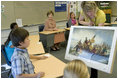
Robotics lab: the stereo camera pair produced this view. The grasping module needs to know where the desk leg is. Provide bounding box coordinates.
[90,68,98,78]
[44,46,50,53]
[64,30,69,46]
[47,47,50,53]
[39,34,54,53]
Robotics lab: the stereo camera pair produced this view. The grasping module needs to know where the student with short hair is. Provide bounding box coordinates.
[10,28,45,78]
[4,23,47,62]
[44,10,57,31]
[44,10,65,51]
[79,1,106,26]
[63,59,90,78]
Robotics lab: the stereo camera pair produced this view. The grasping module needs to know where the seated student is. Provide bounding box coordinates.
[63,59,90,78]
[4,22,18,61]
[67,3,78,28]
[79,1,106,26]
[10,28,46,78]
[4,23,47,62]
[44,10,65,51]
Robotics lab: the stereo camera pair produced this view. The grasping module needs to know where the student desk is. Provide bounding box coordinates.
[28,35,66,78]
[31,53,66,78]
[65,28,70,31]
[104,23,111,26]
[104,22,117,26]
[39,29,66,52]
[28,35,45,54]
[111,22,117,26]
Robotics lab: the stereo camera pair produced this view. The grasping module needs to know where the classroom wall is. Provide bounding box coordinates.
[110,1,117,16]
[1,1,67,30]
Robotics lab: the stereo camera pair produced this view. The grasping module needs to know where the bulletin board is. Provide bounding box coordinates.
[55,1,67,12]
[67,1,82,18]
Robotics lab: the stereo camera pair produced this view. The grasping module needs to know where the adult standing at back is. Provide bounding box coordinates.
[79,1,106,26]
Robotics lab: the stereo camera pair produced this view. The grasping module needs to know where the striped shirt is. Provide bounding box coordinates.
[11,47,34,78]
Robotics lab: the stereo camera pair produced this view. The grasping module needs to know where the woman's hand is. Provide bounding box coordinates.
[88,21,95,26]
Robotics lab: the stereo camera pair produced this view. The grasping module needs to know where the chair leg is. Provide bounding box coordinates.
[9,73,13,78]
[8,69,13,78]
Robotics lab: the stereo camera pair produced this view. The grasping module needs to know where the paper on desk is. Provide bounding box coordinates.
[37,42,41,44]
[44,54,51,57]
[1,64,11,70]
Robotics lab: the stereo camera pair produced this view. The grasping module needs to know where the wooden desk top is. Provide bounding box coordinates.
[28,35,45,54]
[39,29,66,35]
[65,28,70,31]
[104,22,117,26]
[104,23,111,26]
[31,53,66,78]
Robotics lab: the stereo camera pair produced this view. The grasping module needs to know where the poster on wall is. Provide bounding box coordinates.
[65,26,117,73]
[67,1,77,16]
[16,19,23,27]
[67,1,82,17]
[55,1,67,12]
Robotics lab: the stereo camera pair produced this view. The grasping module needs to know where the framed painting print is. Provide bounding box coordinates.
[65,26,117,73]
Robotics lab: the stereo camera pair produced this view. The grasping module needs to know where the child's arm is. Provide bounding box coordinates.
[53,20,58,31]
[44,21,53,31]
[53,27,58,31]
[30,54,48,60]
[74,20,78,26]
[67,3,71,20]
[10,45,14,48]
[16,72,45,78]
[12,57,45,78]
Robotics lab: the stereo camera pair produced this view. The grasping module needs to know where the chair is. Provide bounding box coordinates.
[38,24,45,42]
[66,22,69,28]
[38,24,45,32]
[1,45,13,78]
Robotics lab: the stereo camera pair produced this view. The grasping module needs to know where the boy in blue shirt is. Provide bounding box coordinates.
[10,28,45,78]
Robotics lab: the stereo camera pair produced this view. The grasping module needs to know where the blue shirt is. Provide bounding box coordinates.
[5,41,15,61]
[11,47,34,78]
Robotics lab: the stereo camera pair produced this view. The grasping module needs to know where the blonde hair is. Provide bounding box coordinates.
[63,59,90,78]
[81,1,99,22]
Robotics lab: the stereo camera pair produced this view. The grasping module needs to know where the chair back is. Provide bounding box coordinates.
[38,24,45,32]
[1,45,11,66]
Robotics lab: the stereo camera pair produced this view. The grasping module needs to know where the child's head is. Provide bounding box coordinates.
[70,12,75,19]
[10,22,18,30]
[81,1,98,19]
[4,22,18,46]
[10,28,30,48]
[47,10,54,19]
[63,59,90,78]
